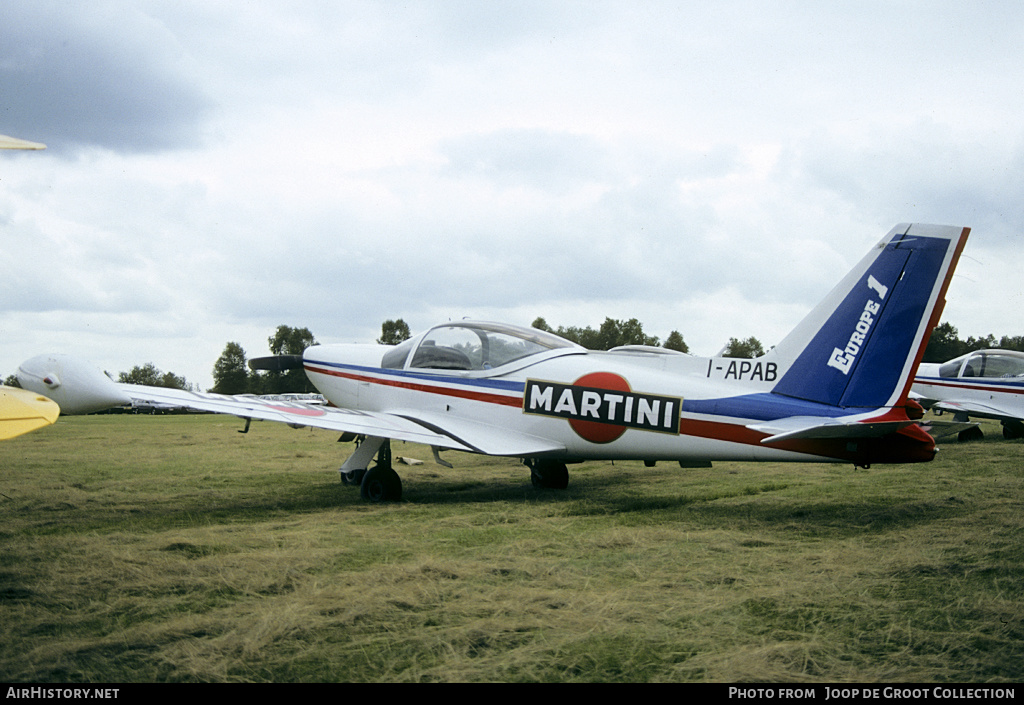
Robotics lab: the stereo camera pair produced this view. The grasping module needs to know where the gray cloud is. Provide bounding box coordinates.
[1,3,215,153]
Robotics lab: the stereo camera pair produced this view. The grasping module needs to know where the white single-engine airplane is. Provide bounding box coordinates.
[913,349,1024,441]
[19,223,969,501]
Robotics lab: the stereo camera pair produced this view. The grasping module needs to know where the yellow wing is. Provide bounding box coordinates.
[0,386,60,440]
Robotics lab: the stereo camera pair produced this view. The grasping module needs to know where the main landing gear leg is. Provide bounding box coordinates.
[339,436,403,502]
[524,458,569,490]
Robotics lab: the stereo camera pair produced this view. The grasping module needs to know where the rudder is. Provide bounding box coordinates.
[768,223,969,410]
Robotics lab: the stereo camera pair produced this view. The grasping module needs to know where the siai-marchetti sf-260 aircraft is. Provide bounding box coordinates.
[912,348,1024,441]
[18,223,969,502]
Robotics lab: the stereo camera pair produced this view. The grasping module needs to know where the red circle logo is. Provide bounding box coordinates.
[568,372,631,444]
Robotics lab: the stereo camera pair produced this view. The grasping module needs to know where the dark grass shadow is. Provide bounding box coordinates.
[10,453,973,541]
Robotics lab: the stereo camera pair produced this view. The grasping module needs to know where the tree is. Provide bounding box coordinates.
[596,317,660,349]
[998,335,1024,352]
[119,363,161,386]
[533,316,685,352]
[118,363,191,389]
[4,374,21,388]
[269,325,317,356]
[923,322,967,362]
[159,371,190,390]
[531,317,553,333]
[723,336,765,358]
[923,322,1024,362]
[964,333,998,351]
[263,325,318,394]
[532,317,658,350]
[212,342,250,394]
[662,330,689,353]
[378,319,411,345]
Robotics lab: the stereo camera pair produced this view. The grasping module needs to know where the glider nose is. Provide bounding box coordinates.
[17,354,131,415]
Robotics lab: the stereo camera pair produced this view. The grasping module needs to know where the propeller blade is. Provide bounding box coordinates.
[248,355,305,372]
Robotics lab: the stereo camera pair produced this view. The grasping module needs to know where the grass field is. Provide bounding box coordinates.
[1,413,1022,682]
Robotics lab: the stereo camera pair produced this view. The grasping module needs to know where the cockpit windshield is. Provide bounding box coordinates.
[938,349,1024,379]
[382,322,579,371]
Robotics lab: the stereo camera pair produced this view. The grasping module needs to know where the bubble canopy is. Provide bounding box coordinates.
[938,349,1024,379]
[382,321,581,371]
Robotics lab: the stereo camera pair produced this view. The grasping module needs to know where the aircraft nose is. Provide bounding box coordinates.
[15,356,50,391]
[17,354,131,415]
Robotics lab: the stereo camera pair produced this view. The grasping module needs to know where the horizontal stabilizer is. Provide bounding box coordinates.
[749,415,918,444]
[918,419,979,439]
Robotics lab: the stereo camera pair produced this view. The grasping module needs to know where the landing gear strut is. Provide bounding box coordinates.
[339,436,402,502]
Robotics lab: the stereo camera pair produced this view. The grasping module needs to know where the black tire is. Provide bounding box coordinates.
[1002,421,1024,440]
[530,460,569,490]
[360,465,403,502]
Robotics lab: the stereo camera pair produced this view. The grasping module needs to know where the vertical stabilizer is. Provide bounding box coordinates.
[768,224,969,410]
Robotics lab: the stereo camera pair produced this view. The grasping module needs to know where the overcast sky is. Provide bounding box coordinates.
[3,1,1022,391]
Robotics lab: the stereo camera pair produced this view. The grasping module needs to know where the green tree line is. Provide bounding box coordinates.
[923,322,1024,362]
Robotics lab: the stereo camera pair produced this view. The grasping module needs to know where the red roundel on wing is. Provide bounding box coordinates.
[569,372,631,444]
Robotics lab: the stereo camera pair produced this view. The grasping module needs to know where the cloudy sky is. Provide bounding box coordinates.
[3,1,1022,391]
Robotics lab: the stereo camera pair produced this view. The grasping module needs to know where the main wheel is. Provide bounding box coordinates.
[360,464,403,502]
[1002,421,1024,440]
[529,460,569,490]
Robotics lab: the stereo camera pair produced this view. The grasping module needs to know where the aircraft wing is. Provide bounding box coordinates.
[114,385,565,457]
[112,384,475,450]
[748,415,919,444]
[0,386,60,440]
[931,399,1024,422]
[393,410,566,456]
[0,134,46,150]
[17,354,564,457]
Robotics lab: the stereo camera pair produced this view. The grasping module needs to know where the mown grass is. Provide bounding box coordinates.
[1,413,1021,682]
